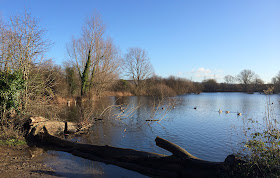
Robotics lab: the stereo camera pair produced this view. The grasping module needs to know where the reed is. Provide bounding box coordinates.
[232,87,280,177]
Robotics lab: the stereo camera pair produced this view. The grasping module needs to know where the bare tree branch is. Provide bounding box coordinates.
[125,48,154,94]
[67,12,121,97]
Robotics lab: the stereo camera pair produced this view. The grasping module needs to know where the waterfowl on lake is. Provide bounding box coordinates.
[119,106,125,113]
[226,111,230,114]
[237,112,242,116]
[218,109,222,113]
[194,107,197,110]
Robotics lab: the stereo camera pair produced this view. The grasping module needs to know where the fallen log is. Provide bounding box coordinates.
[25,116,92,135]
[155,137,200,159]
[26,126,235,177]
[28,116,78,135]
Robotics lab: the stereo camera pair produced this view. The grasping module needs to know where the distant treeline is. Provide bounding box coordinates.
[199,79,273,93]
[112,76,202,97]
[111,76,279,97]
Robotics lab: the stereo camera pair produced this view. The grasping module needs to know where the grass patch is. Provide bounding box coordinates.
[0,123,26,147]
[0,138,26,146]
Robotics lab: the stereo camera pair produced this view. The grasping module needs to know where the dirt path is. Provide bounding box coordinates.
[0,145,59,178]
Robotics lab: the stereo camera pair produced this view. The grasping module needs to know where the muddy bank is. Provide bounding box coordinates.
[0,145,58,178]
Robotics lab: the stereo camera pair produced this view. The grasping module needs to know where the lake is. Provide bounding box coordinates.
[44,92,280,177]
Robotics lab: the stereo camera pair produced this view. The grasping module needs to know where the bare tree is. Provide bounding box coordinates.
[224,75,236,84]
[253,77,264,92]
[92,38,121,96]
[272,71,280,93]
[125,47,154,94]
[272,71,280,84]
[0,15,12,72]
[0,15,4,68]
[5,12,50,73]
[202,79,218,92]
[67,13,104,96]
[67,13,120,97]
[254,77,264,85]
[0,11,52,110]
[237,69,257,92]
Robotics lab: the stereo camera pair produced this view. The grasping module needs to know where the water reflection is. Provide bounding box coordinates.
[45,93,280,177]
[45,150,147,178]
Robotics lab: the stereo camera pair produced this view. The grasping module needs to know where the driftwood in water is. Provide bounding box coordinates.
[26,126,235,177]
[145,119,160,121]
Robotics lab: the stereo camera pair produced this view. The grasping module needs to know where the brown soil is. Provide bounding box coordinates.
[0,145,59,178]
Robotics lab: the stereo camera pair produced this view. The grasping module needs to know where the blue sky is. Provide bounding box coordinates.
[1,0,279,83]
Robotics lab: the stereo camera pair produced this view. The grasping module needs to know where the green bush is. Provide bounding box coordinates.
[0,70,25,123]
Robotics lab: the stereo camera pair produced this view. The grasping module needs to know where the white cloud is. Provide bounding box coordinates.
[190,68,224,82]
[192,68,212,78]
[176,68,224,82]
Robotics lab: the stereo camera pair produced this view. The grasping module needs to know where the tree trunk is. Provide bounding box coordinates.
[81,49,91,96]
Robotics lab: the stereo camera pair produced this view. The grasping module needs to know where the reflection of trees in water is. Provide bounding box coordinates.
[46,150,112,177]
[58,97,114,122]
[58,96,181,133]
[57,96,181,149]
[108,96,180,132]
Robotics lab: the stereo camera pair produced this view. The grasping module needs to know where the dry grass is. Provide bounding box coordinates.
[231,87,280,177]
[147,83,177,97]
[99,91,134,97]
[0,124,26,146]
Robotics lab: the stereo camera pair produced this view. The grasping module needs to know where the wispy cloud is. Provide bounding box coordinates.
[192,68,212,79]
[177,68,224,82]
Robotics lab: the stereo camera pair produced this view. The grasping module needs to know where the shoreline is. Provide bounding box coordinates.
[0,145,59,178]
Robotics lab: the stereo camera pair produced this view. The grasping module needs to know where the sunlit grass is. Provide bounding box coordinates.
[0,138,26,146]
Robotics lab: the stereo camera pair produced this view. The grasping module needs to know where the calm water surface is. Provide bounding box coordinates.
[44,92,280,177]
